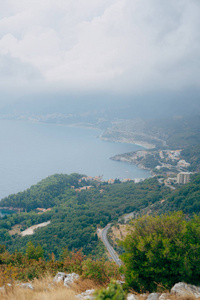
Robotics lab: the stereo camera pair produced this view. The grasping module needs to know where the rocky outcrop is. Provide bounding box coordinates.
[127,282,200,300]
[53,273,95,299]
[1,276,200,300]
[171,282,200,298]
[53,272,80,287]
[76,289,95,299]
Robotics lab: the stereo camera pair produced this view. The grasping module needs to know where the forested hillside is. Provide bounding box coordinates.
[0,174,169,258]
[0,173,200,296]
[0,173,200,260]
[0,173,83,211]
[151,174,200,215]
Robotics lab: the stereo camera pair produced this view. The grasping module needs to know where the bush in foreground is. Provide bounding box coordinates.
[95,281,126,300]
[121,212,200,292]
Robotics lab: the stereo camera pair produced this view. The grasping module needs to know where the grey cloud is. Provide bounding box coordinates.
[0,53,43,80]
[0,0,199,95]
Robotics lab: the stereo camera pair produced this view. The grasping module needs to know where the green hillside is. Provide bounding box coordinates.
[1,173,200,260]
[0,174,169,258]
[151,173,200,215]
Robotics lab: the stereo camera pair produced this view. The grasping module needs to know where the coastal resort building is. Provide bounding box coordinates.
[177,172,190,184]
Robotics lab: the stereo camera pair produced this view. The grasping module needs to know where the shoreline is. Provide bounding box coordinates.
[100,136,155,149]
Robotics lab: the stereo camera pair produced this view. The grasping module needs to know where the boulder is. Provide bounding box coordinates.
[159,293,171,300]
[64,273,80,287]
[53,272,80,287]
[146,293,160,300]
[127,294,140,300]
[53,272,66,283]
[20,282,34,290]
[76,289,95,299]
[171,282,200,298]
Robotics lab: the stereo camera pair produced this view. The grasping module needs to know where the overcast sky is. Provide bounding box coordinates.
[0,0,200,103]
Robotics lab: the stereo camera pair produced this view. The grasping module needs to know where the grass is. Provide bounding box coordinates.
[0,274,99,300]
[0,285,77,300]
[0,275,199,300]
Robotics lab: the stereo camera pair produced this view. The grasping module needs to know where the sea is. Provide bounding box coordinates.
[0,119,150,215]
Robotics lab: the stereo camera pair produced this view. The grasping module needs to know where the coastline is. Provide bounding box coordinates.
[100,136,155,149]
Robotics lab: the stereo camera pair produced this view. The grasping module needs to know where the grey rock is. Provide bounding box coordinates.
[171,282,200,298]
[116,280,125,285]
[159,293,171,300]
[127,294,140,300]
[147,293,160,300]
[76,289,95,299]
[53,272,66,283]
[64,273,80,287]
[53,272,79,287]
[20,282,34,290]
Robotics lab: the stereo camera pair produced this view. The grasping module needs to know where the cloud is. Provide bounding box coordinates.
[0,0,199,94]
[0,53,43,80]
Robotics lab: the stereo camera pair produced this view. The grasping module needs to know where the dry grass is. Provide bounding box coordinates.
[129,294,198,300]
[0,274,101,300]
[8,225,22,236]
[111,224,128,241]
[1,275,199,300]
[165,296,197,300]
[3,287,78,300]
[71,278,102,293]
[0,285,77,300]
[1,286,199,300]
[0,274,78,300]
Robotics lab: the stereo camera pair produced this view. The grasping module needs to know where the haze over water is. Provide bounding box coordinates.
[0,120,150,200]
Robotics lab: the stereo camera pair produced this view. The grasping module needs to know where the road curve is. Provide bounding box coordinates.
[101,224,123,266]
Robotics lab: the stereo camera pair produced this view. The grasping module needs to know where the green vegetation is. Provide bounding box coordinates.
[141,154,160,169]
[150,115,200,172]
[152,174,200,215]
[181,144,200,171]
[121,212,200,292]
[0,174,169,258]
[0,243,120,284]
[0,171,200,293]
[0,173,83,211]
[95,281,126,300]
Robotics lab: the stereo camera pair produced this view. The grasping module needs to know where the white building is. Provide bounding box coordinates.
[177,172,190,184]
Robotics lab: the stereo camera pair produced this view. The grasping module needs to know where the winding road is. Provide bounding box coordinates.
[101,224,123,266]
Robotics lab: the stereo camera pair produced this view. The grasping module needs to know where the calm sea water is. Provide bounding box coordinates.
[0,120,150,202]
[0,209,13,218]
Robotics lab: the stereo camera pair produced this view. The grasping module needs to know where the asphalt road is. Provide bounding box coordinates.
[101,224,123,266]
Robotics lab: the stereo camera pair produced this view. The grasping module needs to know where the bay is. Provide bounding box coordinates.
[0,209,13,218]
[0,120,150,200]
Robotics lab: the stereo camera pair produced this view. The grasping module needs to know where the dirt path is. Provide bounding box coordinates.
[21,221,50,236]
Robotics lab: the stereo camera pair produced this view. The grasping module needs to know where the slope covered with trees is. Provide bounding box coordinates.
[151,174,200,215]
[0,174,169,258]
[0,173,200,295]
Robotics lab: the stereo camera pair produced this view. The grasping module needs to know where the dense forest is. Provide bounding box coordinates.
[0,173,200,260]
[0,174,170,258]
[151,174,200,215]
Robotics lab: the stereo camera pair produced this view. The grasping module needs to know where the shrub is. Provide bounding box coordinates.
[121,212,200,292]
[95,281,126,300]
[82,258,120,285]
